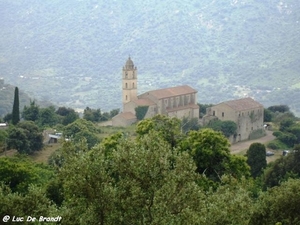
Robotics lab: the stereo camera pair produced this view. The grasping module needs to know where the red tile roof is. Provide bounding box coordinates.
[221,97,263,111]
[133,98,156,106]
[117,112,136,120]
[145,85,197,99]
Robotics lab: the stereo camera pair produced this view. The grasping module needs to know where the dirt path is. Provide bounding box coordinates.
[230,130,275,154]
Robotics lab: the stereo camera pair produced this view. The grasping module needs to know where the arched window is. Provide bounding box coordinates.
[132,82,135,88]
[126,95,128,100]
[125,83,128,89]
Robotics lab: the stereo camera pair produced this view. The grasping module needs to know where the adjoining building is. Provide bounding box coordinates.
[0,123,8,129]
[203,97,264,143]
[112,57,199,126]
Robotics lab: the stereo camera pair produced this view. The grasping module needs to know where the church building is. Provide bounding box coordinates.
[112,57,199,126]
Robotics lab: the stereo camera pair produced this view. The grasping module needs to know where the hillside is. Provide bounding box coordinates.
[0,0,299,114]
[0,81,32,117]
[0,80,55,117]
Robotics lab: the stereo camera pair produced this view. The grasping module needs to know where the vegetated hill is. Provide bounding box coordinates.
[0,80,55,118]
[0,83,32,118]
[0,0,299,115]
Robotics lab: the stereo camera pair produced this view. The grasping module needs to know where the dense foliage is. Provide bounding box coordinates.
[206,119,237,138]
[83,107,119,122]
[247,143,267,178]
[63,119,101,149]
[1,107,300,223]
[135,106,149,120]
[7,121,43,154]
[264,105,300,151]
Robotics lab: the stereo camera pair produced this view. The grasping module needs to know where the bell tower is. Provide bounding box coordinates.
[122,57,137,110]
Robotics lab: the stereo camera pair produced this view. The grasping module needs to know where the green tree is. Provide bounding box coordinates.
[278,132,297,147]
[264,108,272,122]
[22,100,39,121]
[201,177,254,225]
[198,103,213,118]
[180,128,249,181]
[11,87,20,125]
[38,106,58,127]
[264,149,300,188]
[56,107,79,125]
[0,129,8,152]
[0,184,57,220]
[181,117,201,134]
[268,105,290,113]
[279,118,295,132]
[290,125,300,143]
[7,127,30,153]
[207,120,237,137]
[60,131,203,224]
[250,179,300,225]
[100,132,123,154]
[136,114,181,147]
[246,143,267,178]
[63,119,100,149]
[3,113,12,123]
[0,156,54,193]
[109,108,120,118]
[7,121,43,154]
[135,106,149,120]
[83,107,102,122]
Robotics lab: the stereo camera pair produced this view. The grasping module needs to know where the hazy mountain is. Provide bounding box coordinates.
[0,0,299,114]
[0,81,31,117]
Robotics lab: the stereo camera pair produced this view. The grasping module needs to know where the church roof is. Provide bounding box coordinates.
[145,85,197,99]
[125,57,134,70]
[116,112,136,120]
[220,97,263,111]
[133,98,156,106]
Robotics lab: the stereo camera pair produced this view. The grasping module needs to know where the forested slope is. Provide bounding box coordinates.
[0,0,299,114]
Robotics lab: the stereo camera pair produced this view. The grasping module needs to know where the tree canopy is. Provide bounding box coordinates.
[63,119,101,149]
[7,121,43,154]
[206,119,237,138]
[247,143,267,178]
[136,114,181,148]
[180,128,249,182]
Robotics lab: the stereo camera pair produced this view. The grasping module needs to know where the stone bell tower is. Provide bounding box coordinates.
[122,57,137,110]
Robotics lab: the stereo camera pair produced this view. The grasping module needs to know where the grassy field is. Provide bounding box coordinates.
[29,122,137,164]
[31,143,61,163]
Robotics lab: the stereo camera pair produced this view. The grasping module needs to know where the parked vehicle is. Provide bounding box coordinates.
[283,150,289,156]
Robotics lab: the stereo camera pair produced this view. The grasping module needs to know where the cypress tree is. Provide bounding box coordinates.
[12,87,20,125]
[247,142,267,178]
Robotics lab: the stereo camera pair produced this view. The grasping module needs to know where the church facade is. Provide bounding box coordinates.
[112,57,199,126]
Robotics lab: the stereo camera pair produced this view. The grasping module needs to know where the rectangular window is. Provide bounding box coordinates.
[170,98,174,108]
[186,95,190,104]
[164,99,168,107]
[176,97,180,107]
[213,111,215,116]
[222,112,224,117]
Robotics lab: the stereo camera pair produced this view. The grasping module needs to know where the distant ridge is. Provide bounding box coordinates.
[0,1,299,115]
